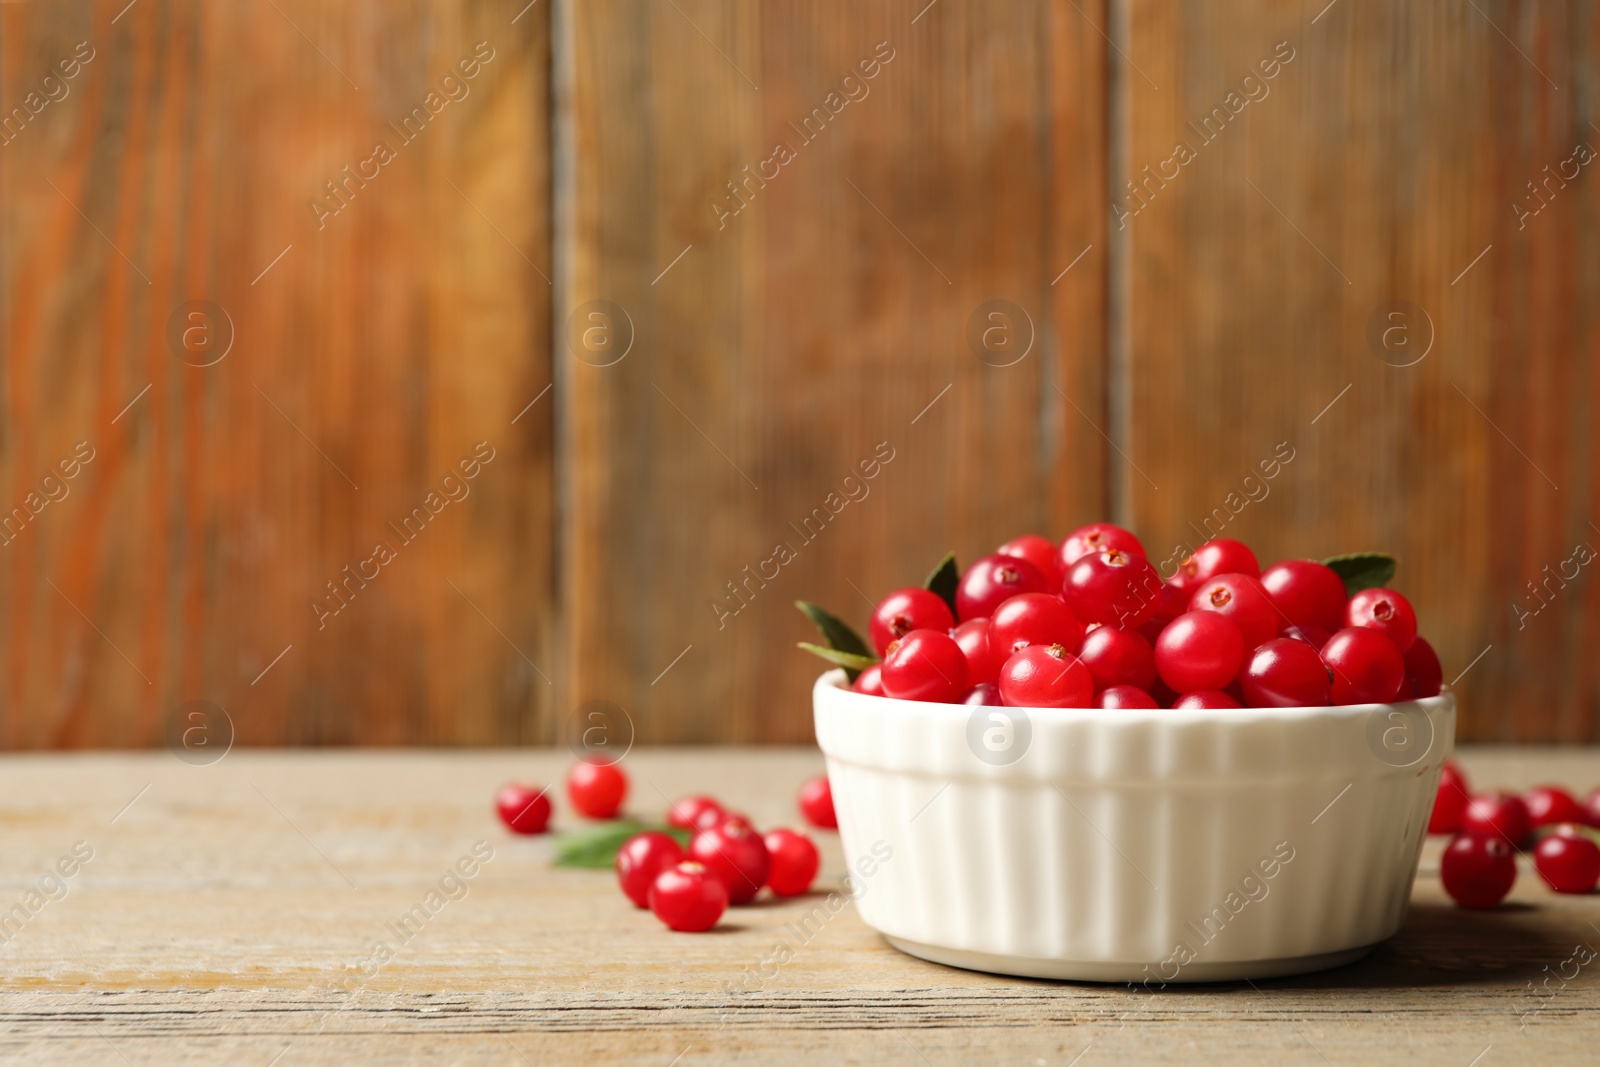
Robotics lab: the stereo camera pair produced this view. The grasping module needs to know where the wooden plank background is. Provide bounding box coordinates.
[1,0,1596,747]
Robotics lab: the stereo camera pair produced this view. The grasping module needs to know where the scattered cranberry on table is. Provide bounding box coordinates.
[650,861,729,932]
[1440,833,1517,908]
[495,784,552,835]
[1428,761,1470,835]
[666,795,723,831]
[689,816,771,905]
[567,759,628,820]
[1460,790,1532,848]
[798,775,837,829]
[616,832,683,908]
[1532,828,1600,894]
[1523,785,1585,828]
[763,829,821,897]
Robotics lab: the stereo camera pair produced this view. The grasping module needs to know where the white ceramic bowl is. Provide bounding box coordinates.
[813,670,1455,983]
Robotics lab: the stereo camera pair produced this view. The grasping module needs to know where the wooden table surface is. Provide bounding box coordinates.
[2,746,1598,1065]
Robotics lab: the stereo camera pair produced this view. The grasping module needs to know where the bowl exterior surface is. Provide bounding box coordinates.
[813,671,1455,983]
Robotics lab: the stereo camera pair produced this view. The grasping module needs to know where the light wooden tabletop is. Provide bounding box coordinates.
[2,746,1598,1065]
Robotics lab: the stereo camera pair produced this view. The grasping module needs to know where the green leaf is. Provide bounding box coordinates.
[1323,552,1398,596]
[552,820,691,869]
[794,600,873,659]
[924,551,960,616]
[798,642,877,681]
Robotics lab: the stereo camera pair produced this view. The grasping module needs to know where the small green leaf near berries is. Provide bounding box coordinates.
[1323,552,1398,596]
[924,551,960,616]
[794,601,873,659]
[552,820,691,869]
[796,642,878,679]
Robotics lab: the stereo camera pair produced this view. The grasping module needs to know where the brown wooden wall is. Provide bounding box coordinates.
[2,0,1596,748]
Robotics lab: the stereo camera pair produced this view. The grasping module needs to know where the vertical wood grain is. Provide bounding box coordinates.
[0,0,555,747]
[1121,0,1600,741]
[560,0,1109,743]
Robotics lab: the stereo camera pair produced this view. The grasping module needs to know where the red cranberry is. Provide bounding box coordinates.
[950,618,1002,685]
[567,759,627,819]
[666,795,723,830]
[1058,522,1145,570]
[1344,587,1417,652]
[880,629,968,703]
[1136,582,1192,644]
[1154,611,1245,693]
[650,861,729,931]
[997,644,1093,708]
[1280,623,1331,651]
[988,593,1086,660]
[1460,790,1532,847]
[1525,785,1585,827]
[798,776,837,829]
[869,587,955,656]
[699,806,749,831]
[1259,559,1348,632]
[1188,574,1280,649]
[955,553,1049,622]
[616,832,684,908]
[850,664,885,696]
[1172,689,1242,709]
[1428,761,1470,834]
[1170,538,1260,588]
[998,534,1060,582]
[762,829,821,896]
[1320,627,1404,705]
[1239,638,1331,707]
[1078,625,1156,692]
[1063,548,1163,629]
[1440,833,1516,908]
[1586,787,1600,828]
[1533,828,1600,893]
[1096,685,1159,709]
[960,683,1004,705]
[1401,636,1443,698]
[689,816,771,905]
[495,784,552,834]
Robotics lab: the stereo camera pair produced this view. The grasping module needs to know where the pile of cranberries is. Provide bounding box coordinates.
[833,523,1440,710]
[496,758,839,933]
[1431,762,1600,906]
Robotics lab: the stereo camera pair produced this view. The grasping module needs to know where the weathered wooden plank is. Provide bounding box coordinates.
[560,0,1109,744]
[1120,0,1600,741]
[0,748,1597,1064]
[0,0,555,747]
